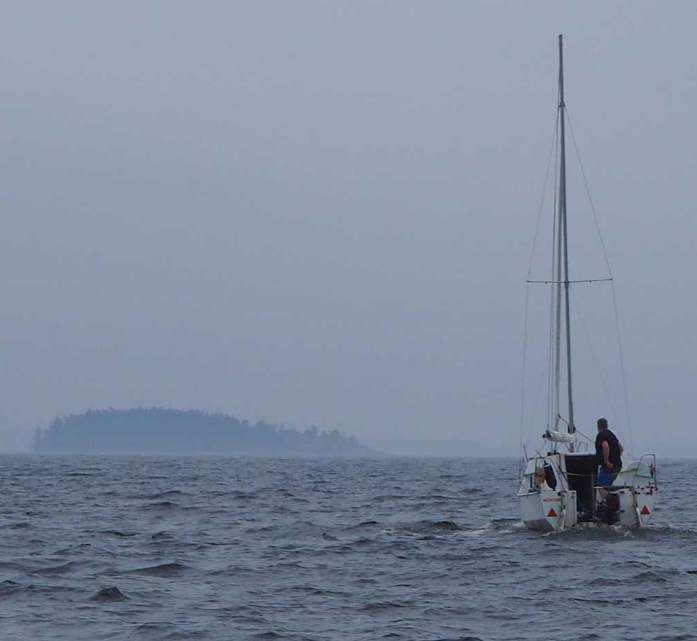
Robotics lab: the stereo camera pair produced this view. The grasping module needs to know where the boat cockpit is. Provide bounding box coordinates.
[563,453,597,521]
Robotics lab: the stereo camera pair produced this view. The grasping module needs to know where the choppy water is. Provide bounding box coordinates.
[0,455,692,640]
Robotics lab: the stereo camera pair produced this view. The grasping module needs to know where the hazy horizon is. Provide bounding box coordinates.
[1,2,695,458]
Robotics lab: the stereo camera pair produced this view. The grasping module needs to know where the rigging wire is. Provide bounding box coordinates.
[565,110,635,454]
[519,289,530,478]
[565,112,613,276]
[518,304,531,476]
[610,281,635,455]
[519,114,559,474]
[570,287,623,431]
[526,115,560,281]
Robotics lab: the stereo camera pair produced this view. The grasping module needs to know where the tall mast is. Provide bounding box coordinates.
[552,125,563,432]
[558,34,575,434]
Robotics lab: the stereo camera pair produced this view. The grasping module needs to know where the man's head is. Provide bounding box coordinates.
[597,417,608,432]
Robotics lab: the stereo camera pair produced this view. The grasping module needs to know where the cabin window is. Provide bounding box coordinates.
[543,463,557,490]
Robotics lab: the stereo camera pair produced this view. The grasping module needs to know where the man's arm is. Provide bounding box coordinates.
[602,441,611,468]
[619,441,624,455]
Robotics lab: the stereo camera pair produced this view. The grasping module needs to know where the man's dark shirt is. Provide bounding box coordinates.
[595,428,622,470]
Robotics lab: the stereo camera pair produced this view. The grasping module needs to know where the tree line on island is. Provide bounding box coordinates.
[33,408,377,456]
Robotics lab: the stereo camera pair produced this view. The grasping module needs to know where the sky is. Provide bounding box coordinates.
[0,1,695,456]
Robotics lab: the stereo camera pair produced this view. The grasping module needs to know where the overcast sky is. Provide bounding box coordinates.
[0,2,695,456]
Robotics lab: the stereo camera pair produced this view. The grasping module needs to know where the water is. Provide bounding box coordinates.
[0,455,693,641]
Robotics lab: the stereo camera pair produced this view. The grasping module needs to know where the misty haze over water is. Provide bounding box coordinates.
[0,4,695,459]
[1,6,695,640]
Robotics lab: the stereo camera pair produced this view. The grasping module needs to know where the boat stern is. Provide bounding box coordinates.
[518,455,577,531]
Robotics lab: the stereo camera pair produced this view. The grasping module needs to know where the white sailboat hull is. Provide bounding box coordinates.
[518,454,657,531]
[519,488,576,531]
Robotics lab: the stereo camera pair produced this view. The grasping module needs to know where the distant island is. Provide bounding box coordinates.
[33,408,377,456]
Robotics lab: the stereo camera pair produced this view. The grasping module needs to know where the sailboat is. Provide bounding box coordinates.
[517,36,657,531]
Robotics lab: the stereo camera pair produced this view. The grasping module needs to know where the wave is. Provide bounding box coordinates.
[130,562,190,577]
[415,493,464,501]
[31,561,80,576]
[146,490,189,500]
[91,586,129,602]
[373,494,410,502]
[0,581,81,599]
[101,529,137,538]
[489,518,521,530]
[632,570,676,584]
[0,521,32,530]
[151,530,174,540]
[410,519,462,532]
[343,520,380,531]
[143,500,181,510]
[0,580,22,599]
[361,600,413,612]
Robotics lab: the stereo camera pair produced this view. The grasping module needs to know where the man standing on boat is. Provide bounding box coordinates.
[595,418,623,486]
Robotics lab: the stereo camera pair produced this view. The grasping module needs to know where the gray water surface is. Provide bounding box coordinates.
[0,456,691,640]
